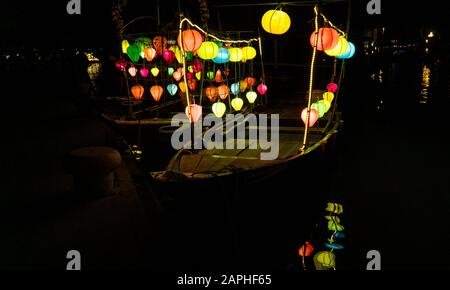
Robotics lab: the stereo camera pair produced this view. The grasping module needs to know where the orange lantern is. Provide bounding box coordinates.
[301,108,319,127]
[215,69,223,83]
[173,71,183,82]
[179,82,187,93]
[177,29,203,52]
[144,47,157,62]
[205,86,218,102]
[131,84,145,100]
[185,104,202,123]
[298,242,314,257]
[310,28,339,51]
[150,85,164,102]
[239,80,248,92]
[218,85,229,100]
[188,79,198,91]
[153,36,167,55]
[245,77,257,88]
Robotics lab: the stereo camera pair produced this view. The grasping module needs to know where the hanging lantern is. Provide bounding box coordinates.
[167,84,178,96]
[150,85,163,102]
[257,84,268,95]
[336,41,355,59]
[170,45,183,63]
[207,71,214,81]
[246,91,258,104]
[128,66,138,77]
[135,37,152,51]
[178,82,187,93]
[261,9,291,35]
[131,84,145,100]
[325,36,349,57]
[168,67,175,76]
[173,70,183,81]
[325,243,344,250]
[126,44,141,63]
[205,86,218,102]
[239,80,248,92]
[326,203,343,214]
[218,85,229,100]
[188,79,198,91]
[115,59,127,72]
[298,242,314,257]
[311,102,327,118]
[323,92,334,103]
[231,97,244,111]
[230,83,240,95]
[314,251,336,269]
[228,48,243,62]
[327,83,338,93]
[185,104,202,123]
[139,67,149,78]
[212,102,227,118]
[185,52,194,61]
[301,108,319,127]
[241,46,257,62]
[121,40,130,54]
[215,69,223,83]
[163,50,175,64]
[187,72,194,80]
[197,41,219,60]
[328,221,345,232]
[325,215,341,224]
[144,47,157,62]
[195,72,202,80]
[188,66,194,73]
[310,28,339,51]
[213,47,230,64]
[192,60,203,73]
[177,29,203,52]
[223,68,230,77]
[153,36,167,55]
[245,77,257,88]
[151,67,160,77]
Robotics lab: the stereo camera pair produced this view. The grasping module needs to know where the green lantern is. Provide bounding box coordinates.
[127,44,141,63]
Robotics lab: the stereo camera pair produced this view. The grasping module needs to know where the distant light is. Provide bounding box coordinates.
[427,32,435,38]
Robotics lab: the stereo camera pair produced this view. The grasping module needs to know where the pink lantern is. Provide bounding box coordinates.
[257,84,268,95]
[185,104,202,123]
[115,59,127,72]
[163,50,175,64]
[140,67,149,78]
[327,83,339,93]
[128,66,137,77]
[192,60,203,73]
[187,72,194,80]
[301,108,319,127]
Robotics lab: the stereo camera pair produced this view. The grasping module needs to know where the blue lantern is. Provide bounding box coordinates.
[230,82,240,95]
[336,41,355,59]
[167,84,178,96]
[213,48,230,64]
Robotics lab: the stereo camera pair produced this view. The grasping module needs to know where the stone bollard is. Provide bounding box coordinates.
[67,147,122,197]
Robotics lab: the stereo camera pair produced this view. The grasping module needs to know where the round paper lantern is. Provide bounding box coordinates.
[185,104,202,123]
[327,83,338,93]
[173,71,182,81]
[140,67,149,78]
[213,48,230,64]
[301,108,319,127]
[239,80,248,92]
[215,69,223,83]
[115,59,127,72]
[246,91,258,104]
[197,41,219,60]
[314,251,336,269]
[167,84,178,96]
[218,85,229,100]
[163,50,175,64]
[336,41,355,59]
[246,77,257,88]
[257,84,268,95]
[298,242,314,257]
[188,79,198,91]
[212,102,227,118]
[261,9,291,35]
[178,82,187,93]
[230,83,240,95]
[131,84,144,100]
[229,48,243,62]
[150,85,163,102]
[205,86,218,102]
[151,67,160,77]
[168,67,175,76]
[241,46,257,61]
[128,66,138,77]
[153,36,167,55]
[325,36,349,57]
[310,28,339,51]
[177,29,203,52]
[121,40,130,54]
[231,97,244,111]
[127,44,141,63]
[144,47,157,62]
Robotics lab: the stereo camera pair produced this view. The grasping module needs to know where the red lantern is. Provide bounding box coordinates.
[215,69,223,83]
[185,104,202,123]
[187,72,194,80]
[245,77,257,88]
[310,28,339,51]
[115,59,127,72]
[188,79,198,91]
[153,36,167,55]
[131,84,145,100]
[192,60,203,73]
[177,30,203,52]
[140,67,149,78]
[205,86,218,102]
[298,242,314,257]
[301,108,319,127]
[150,85,164,102]
[163,50,175,64]
[327,83,338,93]
[257,84,268,95]
[218,85,229,100]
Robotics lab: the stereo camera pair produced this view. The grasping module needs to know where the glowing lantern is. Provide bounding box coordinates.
[327,83,338,93]
[241,46,257,61]
[168,67,175,76]
[153,36,167,55]
[163,50,175,64]
[135,37,152,51]
[195,72,202,80]
[188,66,194,73]
[323,92,334,103]
[325,36,349,57]
[325,215,341,224]
[192,60,203,73]
[261,9,291,35]
[187,72,194,80]
[246,77,257,88]
[139,67,149,78]
[298,242,314,257]
[169,45,182,63]
[173,71,183,81]
[188,79,198,91]
[205,87,218,102]
[131,84,144,100]
[150,85,163,102]
[228,48,243,62]
[239,80,248,92]
[128,66,137,77]
[213,47,230,64]
[215,69,223,83]
[218,85,229,100]
[301,108,319,127]
[212,102,227,118]
[126,44,141,63]
[246,91,258,104]
[177,29,203,52]
[328,221,344,232]
[167,84,178,96]
[197,41,219,60]
[257,84,268,95]
[231,83,240,95]
[311,102,327,118]
[231,97,244,111]
[310,28,339,51]
[314,252,336,269]
[144,48,157,62]
[207,71,214,81]
[325,203,343,214]
[178,82,187,93]
[121,40,130,54]
[115,59,127,72]
[336,41,355,59]
[151,67,160,77]
[325,243,344,250]
[185,104,202,123]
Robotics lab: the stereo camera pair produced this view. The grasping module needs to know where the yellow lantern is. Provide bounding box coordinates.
[151,67,160,77]
[246,91,257,104]
[121,40,130,54]
[212,102,227,118]
[228,48,243,62]
[261,9,291,35]
[325,36,349,57]
[241,46,257,62]
[323,92,334,103]
[231,97,244,111]
[179,82,187,93]
[314,251,336,269]
[197,41,219,60]
[239,80,248,92]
